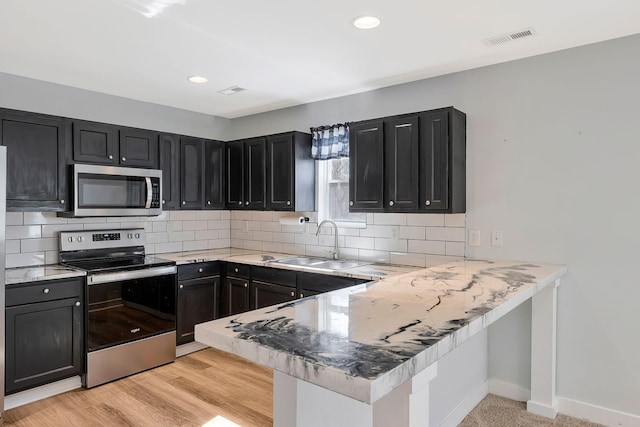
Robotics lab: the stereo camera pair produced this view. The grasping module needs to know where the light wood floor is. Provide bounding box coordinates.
[4,348,273,427]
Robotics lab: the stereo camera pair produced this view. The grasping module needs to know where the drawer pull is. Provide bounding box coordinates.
[179,284,184,289]
[299,293,304,298]
[75,301,81,307]
[198,268,203,273]
[234,268,239,273]
[108,155,113,160]
[425,200,431,206]
[121,156,126,162]
[290,291,295,297]
[244,283,248,288]
[43,288,50,294]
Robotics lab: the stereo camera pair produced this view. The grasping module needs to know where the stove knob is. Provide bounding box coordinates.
[128,233,133,239]
[135,233,141,239]
[68,237,73,243]
[77,236,84,243]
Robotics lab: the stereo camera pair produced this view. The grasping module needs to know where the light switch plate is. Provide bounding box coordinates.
[491,230,503,247]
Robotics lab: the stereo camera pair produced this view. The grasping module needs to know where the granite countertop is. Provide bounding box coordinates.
[195,259,567,404]
[6,265,86,285]
[160,249,417,280]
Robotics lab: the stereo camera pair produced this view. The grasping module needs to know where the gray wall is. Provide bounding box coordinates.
[0,72,231,140]
[230,35,640,416]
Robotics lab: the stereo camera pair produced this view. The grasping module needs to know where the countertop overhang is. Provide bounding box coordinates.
[195,259,567,404]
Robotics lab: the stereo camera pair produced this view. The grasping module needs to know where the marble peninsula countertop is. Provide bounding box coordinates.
[159,248,417,281]
[195,259,567,404]
[6,265,86,285]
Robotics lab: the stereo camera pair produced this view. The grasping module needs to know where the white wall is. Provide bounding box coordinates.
[230,35,640,417]
[0,72,231,140]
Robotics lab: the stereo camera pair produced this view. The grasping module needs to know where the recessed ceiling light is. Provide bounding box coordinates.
[352,16,380,30]
[188,75,208,84]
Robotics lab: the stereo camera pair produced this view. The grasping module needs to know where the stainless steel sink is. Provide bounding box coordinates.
[271,257,370,271]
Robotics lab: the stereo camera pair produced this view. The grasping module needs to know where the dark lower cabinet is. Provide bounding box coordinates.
[251,280,296,309]
[0,108,70,211]
[222,277,250,316]
[177,262,221,345]
[5,278,84,395]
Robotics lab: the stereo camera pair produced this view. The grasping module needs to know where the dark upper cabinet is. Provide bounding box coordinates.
[349,107,466,213]
[0,108,70,211]
[266,132,315,211]
[349,120,384,211]
[159,133,180,210]
[119,128,158,168]
[180,137,203,209]
[225,140,244,209]
[225,138,266,210]
[384,115,420,211]
[72,120,118,165]
[72,120,158,168]
[204,140,225,209]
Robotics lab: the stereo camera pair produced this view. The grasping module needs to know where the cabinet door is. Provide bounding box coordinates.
[119,128,158,168]
[419,111,449,211]
[72,120,118,165]
[204,140,225,209]
[225,141,244,209]
[159,133,180,210]
[180,137,203,209]
[349,120,384,211]
[384,116,419,211]
[245,138,266,209]
[266,134,294,210]
[0,109,69,211]
[177,276,219,345]
[222,277,250,316]
[251,280,296,310]
[6,297,83,394]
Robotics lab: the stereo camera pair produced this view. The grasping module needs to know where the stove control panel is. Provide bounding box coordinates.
[60,228,146,251]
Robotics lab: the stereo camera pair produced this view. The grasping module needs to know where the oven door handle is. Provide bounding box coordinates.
[87,265,177,285]
[145,177,152,209]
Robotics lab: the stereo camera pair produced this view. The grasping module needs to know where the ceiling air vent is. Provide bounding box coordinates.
[218,85,246,95]
[483,27,537,47]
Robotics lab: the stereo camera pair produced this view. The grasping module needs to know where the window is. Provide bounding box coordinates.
[316,158,366,227]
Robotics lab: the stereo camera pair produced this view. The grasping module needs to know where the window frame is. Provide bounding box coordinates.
[316,158,367,229]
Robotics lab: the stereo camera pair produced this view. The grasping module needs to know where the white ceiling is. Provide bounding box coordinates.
[2,0,640,119]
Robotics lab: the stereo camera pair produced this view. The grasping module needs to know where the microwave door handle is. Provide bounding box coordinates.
[145,177,152,208]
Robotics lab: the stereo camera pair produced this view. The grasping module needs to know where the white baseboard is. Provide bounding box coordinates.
[488,379,531,402]
[487,379,640,427]
[4,376,81,410]
[557,397,640,427]
[176,341,208,357]
[440,381,489,427]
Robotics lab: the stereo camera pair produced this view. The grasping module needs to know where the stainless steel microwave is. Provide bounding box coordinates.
[59,164,162,217]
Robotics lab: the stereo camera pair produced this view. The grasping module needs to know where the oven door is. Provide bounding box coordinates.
[86,266,176,352]
[68,164,162,217]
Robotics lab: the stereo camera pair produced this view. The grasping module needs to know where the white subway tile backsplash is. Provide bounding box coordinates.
[358,249,390,263]
[399,226,426,240]
[294,233,319,246]
[7,225,41,239]
[232,211,253,221]
[182,240,210,251]
[390,252,427,268]
[262,242,284,253]
[155,242,183,253]
[196,211,221,221]
[7,253,45,268]
[6,212,23,225]
[445,241,465,257]
[231,229,252,240]
[208,220,229,230]
[261,222,282,233]
[182,221,208,231]
[281,244,305,256]
[251,211,273,221]
[408,240,446,255]
[273,233,295,244]
[167,221,183,232]
[375,238,408,252]
[345,236,375,249]
[407,214,445,227]
[84,223,118,230]
[305,245,333,258]
[67,216,107,225]
[6,240,21,254]
[45,251,59,265]
[247,221,261,231]
[218,229,231,239]
[444,214,466,228]
[318,235,345,248]
[337,247,359,260]
[24,212,67,225]
[169,211,198,221]
[359,225,397,239]
[168,231,195,242]
[146,232,168,244]
[209,239,230,249]
[21,238,58,253]
[220,211,231,220]
[152,222,167,233]
[425,255,463,267]
[244,240,263,251]
[425,227,466,242]
[252,231,273,242]
[194,230,220,240]
[373,213,407,226]
[230,220,244,230]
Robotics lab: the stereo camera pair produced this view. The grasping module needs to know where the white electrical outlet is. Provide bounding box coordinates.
[491,230,503,247]
[468,230,481,247]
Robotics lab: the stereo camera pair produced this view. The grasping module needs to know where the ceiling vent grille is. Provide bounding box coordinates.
[218,85,246,95]
[483,27,537,47]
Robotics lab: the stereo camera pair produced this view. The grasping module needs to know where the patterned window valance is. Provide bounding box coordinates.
[310,123,350,160]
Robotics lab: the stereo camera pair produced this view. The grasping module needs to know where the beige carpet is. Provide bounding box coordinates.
[459,394,604,427]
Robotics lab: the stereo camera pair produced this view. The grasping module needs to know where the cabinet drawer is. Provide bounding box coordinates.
[252,266,296,288]
[296,272,360,293]
[225,262,250,278]
[178,262,220,281]
[7,278,84,307]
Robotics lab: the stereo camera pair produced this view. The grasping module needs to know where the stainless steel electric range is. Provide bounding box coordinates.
[59,228,177,388]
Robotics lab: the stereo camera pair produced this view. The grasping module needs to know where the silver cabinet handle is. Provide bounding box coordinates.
[198,268,203,273]
[245,201,249,206]
[234,268,239,273]
[389,201,394,206]
[108,155,113,160]
[207,201,211,205]
[122,157,126,162]
[162,200,166,204]
[299,293,304,298]
[182,201,186,205]
[349,201,354,206]
[244,283,248,288]
[179,284,184,289]
[290,291,295,297]
[238,201,242,205]
[43,288,50,294]
[425,200,431,206]
[60,199,65,204]
[75,301,81,307]
[286,201,291,206]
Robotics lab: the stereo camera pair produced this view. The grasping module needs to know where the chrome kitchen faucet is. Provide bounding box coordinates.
[316,220,339,260]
